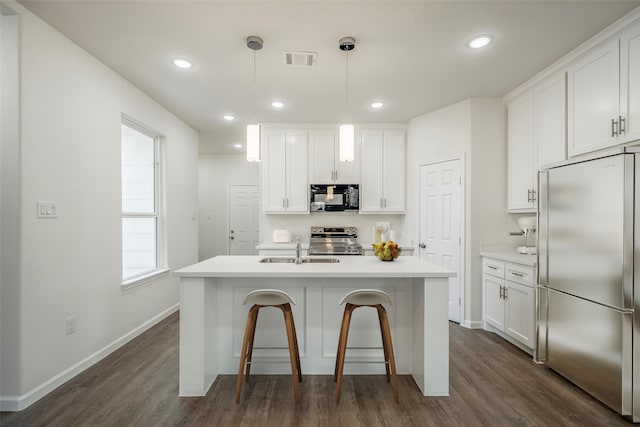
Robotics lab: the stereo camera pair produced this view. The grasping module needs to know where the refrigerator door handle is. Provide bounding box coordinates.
[537,170,549,286]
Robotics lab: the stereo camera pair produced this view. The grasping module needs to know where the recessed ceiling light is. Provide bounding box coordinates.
[233,144,243,149]
[223,115,235,121]
[271,101,284,108]
[171,58,193,69]
[371,102,384,109]
[467,35,493,49]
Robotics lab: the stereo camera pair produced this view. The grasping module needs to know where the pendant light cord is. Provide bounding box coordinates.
[345,50,349,121]
[253,49,257,124]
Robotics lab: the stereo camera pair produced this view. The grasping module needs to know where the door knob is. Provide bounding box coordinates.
[230,236,235,240]
[419,243,426,249]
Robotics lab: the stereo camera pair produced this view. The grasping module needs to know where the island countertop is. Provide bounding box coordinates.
[174,255,456,279]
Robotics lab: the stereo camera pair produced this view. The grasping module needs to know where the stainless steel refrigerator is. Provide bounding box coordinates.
[537,147,639,422]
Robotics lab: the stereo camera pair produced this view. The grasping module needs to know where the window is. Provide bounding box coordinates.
[121,120,161,282]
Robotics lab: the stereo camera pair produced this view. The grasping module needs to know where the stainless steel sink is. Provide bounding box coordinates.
[259,257,296,263]
[259,257,340,264]
[301,258,339,263]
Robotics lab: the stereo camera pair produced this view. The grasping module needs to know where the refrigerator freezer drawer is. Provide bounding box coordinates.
[547,289,632,416]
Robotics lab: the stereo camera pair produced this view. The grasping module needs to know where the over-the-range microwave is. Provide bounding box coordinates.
[310,184,359,212]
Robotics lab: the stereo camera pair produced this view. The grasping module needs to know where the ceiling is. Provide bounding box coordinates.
[17,0,640,154]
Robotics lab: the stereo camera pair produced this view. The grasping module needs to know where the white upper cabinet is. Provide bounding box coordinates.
[508,72,566,212]
[568,20,640,156]
[536,74,567,168]
[567,40,620,156]
[620,21,640,144]
[262,128,308,213]
[308,129,360,184]
[360,129,405,213]
[507,94,535,212]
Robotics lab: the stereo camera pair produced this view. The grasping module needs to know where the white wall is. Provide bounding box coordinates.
[404,98,518,326]
[198,154,259,260]
[1,11,22,397]
[0,1,199,409]
[467,98,521,321]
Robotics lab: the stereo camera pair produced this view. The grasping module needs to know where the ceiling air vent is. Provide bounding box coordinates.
[283,51,317,67]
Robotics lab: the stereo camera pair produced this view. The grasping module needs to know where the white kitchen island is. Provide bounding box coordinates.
[174,255,455,398]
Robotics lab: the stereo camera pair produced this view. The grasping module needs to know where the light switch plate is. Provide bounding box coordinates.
[37,200,59,218]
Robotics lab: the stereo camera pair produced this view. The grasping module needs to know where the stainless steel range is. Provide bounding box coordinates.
[308,226,362,256]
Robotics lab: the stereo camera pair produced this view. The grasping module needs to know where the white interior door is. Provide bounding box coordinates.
[419,159,462,323]
[228,185,259,255]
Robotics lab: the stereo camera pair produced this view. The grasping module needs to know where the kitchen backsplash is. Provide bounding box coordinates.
[259,213,408,246]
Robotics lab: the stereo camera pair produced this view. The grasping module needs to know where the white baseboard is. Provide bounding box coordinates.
[0,304,179,412]
[462,320,484,329]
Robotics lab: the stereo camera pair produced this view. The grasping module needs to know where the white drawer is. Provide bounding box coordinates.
[505,262,535,287]
[482,258,505,278]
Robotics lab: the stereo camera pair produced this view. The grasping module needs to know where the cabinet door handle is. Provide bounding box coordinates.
[335,170,338,181]
[380,198,383,208]
[531,189,536,202]
[611,118,619,137]
[510,271,524,277]
[620,116,626,134]
[527,189,531,203]
[499,286,504,299]
[503,287,508,300]
[487,265,498,270]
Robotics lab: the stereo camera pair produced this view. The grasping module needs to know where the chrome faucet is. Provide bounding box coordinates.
[295,237,302,264]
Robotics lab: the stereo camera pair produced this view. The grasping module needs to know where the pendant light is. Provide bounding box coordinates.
[339,37,355,162]
[246,36,263,162]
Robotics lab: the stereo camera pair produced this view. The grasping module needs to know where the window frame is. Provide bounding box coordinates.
[121,116,167,288]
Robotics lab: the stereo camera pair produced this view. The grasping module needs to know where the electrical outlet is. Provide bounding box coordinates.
[66,316,76,335]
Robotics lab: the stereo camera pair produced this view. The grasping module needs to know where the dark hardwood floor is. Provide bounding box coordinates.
[1,312,632,426]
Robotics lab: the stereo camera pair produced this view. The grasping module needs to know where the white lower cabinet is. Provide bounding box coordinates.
[482,256,536,350]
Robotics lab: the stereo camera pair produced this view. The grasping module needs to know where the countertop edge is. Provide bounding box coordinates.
[174,255,456,278]
[480,251,537,267]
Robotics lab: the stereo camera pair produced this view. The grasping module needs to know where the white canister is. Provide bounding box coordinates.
[389,230,397,242]
[272,229,292,243]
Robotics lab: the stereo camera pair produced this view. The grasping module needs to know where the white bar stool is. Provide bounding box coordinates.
[334,289,399,403]
[235,289,302,403]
